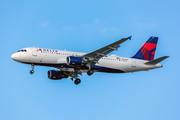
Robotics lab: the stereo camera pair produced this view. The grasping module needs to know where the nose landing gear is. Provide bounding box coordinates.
[30,70,34,74]
[30,64,34,74]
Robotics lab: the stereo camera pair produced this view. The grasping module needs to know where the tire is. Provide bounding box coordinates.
[74,79,81,85]
[30,70,34,74]
[87,70,94,76]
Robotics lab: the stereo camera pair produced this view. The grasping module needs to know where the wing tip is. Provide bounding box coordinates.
[128,36,132,40]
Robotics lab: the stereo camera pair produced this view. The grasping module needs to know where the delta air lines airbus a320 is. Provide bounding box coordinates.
[11,36,169,85]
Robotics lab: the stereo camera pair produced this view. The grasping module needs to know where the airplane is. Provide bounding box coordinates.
[11,36,169,85]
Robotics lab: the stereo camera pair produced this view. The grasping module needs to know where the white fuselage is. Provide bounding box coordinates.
[11,47,162,73]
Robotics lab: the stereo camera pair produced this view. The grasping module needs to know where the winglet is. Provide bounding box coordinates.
[128,36,132,40]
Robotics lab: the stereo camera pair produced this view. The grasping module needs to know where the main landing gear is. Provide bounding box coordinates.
[30,64,34,74]
[87,70,94,76]
[74,70,93,85]
[74,79,81,85]
[71,78,81,85]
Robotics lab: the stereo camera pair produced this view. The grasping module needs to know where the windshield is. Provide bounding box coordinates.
[17,49,27,52]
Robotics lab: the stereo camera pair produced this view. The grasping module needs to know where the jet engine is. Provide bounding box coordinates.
[66,56,83,66]
[47,70,68,80]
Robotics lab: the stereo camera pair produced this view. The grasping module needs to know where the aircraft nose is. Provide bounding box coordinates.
[11,53,19,61]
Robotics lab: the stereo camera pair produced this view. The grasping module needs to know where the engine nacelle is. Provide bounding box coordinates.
[67,56,83,66]
[47,70,68,80]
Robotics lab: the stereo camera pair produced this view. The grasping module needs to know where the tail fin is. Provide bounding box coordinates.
[132,36,158,61]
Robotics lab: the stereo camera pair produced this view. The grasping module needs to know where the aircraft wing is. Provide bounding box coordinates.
[83,36,131,61]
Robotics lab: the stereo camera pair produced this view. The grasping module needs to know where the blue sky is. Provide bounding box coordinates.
[0,0,180,120]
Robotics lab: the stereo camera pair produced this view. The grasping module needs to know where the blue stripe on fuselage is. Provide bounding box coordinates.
[22,62,125,73]
[93,65,125,73]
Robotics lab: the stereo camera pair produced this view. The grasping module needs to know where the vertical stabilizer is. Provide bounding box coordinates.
[132,36,158,61]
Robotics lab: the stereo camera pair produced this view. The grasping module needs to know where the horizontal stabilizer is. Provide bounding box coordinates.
[144,56,169,65]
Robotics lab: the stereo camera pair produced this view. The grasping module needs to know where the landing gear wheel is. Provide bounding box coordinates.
[74,79,81,85]
[30,64,35,74]
[87,70,94,76]
[30,70,34,74]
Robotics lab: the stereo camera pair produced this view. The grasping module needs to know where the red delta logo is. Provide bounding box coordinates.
[117,57,120,60]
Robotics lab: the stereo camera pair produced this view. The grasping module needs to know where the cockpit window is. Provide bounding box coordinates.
[17,49,27,52]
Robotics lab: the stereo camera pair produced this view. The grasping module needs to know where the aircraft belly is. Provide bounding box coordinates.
[97,60,127,73]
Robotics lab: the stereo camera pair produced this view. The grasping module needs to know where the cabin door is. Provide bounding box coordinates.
[32,47,37,56]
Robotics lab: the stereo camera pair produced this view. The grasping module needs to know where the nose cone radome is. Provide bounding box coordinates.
[11,53,20,62]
